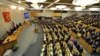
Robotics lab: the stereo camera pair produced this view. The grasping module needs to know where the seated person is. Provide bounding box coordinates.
[7,28,14,35]
[7,31,12,35]
[19,23,22,26]
[13,26,17,31]
[79,47,83,53]
[16,24,19,29]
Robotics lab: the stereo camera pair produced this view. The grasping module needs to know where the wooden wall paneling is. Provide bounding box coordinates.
[53,13,61,16]
[30,11,39,17]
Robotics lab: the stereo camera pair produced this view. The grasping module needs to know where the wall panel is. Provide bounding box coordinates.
[0,5,25,38]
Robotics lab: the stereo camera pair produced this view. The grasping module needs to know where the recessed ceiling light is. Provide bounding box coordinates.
[89,8,100,11]
[50,7,57,10]
[18,0,21,3]
[31,3,42,9]
[26,0,46,3]
[63,8,70,10]
[74,7,84,11]
[73,0,100,6]
[56,5,66,9]
[18,7,25,10]
[10,5,17,9]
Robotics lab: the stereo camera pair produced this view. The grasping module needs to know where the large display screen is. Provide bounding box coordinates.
[24,12,29,19]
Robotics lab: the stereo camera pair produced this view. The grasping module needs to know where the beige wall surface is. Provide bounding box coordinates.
[0,5,26,38]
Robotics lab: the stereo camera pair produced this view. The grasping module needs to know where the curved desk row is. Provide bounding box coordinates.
[0,25,24,56]
[63,22,99,54]
[40,22,85,56]
[3,26,23,44]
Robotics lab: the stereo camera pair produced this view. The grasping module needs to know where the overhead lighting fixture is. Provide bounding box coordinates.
[10,5,17,9]
[18,0,21,3]
[63,8,70,10]
[73,0,100,6]
[89,8,100,11]
[50,7,57,10]
[56,5,66,9]
[31,3,40,9]
[31,4,43,9]
[26,0,46,3]
[74,7,84,11]
[18,7,25,10]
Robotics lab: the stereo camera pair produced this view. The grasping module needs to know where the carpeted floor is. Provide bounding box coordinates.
[13,24,38,56]
[24,23,44,56]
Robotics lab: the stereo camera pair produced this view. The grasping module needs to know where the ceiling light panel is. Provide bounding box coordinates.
[31,3,44,9]
[63,8,70,10]
[89,8,100,11]
[18,7,25,10]
[31,3,40,9]
[74,7,84,11]
[56,5,67,9]
[10,5,17,9]
[50,7,57,10]
[26,0,46,3]
[18,0,21,3]
[73,0,100,6]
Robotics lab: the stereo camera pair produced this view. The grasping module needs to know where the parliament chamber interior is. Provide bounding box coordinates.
[0,0,100,56]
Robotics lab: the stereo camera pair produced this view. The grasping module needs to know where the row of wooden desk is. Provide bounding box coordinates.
[0,25,24,56]
[3,26,23,44]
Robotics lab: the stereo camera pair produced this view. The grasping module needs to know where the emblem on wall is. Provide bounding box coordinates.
[3,12,11,22]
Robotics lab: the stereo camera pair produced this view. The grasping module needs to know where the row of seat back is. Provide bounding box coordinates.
[40,21,84,56]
